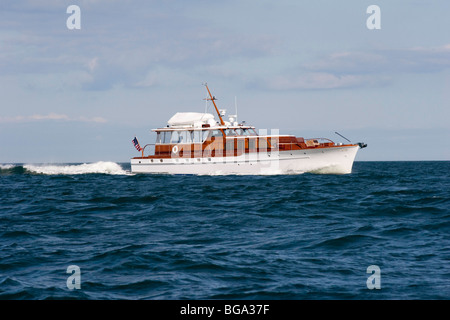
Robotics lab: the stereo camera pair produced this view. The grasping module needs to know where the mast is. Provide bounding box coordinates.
[204,83,225,126]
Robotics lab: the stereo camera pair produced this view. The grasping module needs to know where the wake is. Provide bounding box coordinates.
[1,162,129,175]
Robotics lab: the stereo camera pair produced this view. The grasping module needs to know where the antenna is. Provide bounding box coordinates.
[235,96,238,123]
[335,131,352,143]
[202,82,208,113]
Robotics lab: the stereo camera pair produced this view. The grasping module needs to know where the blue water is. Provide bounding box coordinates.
[0,161,449,300]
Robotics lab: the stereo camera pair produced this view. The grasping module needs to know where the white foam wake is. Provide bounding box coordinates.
[23,161,128,175]
[0,164,15,170]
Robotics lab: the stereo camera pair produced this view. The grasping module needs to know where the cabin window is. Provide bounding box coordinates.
[211,130,223,137]
[236,128,252,136]
[155,132,161,144]
[162,132,171,144]
[192,130,208,143]
[259,138,268,150]
[237,139,245,153]
[203,130,209,142]
[226,139,234,155]
[225,129,237,136]
[170,131,179,143]
[178,131,191,143]
[248,138,256,150]
[193,130,201,143]
[178,131,185,143]
[235,128,245,136]
[186,131,193,143]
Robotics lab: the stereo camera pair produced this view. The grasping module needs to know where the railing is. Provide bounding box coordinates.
[141,144,155,157]
[303,138,335,147]
[305,138,335,144]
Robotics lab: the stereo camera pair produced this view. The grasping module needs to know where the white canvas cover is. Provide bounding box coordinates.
[167,112,215,127]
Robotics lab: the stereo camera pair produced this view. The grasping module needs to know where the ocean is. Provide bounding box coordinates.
[0,161,449,300]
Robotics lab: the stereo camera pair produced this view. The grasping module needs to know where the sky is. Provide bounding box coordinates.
[0,0,449,162]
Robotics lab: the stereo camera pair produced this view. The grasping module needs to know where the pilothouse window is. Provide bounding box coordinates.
[203,130,209,142]
[237,128,251,136]
[193,130,201,143]
[170,131,179,143]
[178,131,191,143]
[211,130,223,137]
[162,132,171,143]
[193,130,208,143]
[158,130,209,144]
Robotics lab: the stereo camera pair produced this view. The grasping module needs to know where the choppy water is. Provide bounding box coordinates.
[0,161,449,299]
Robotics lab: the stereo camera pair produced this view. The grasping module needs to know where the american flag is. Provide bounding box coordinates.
[132,137,142,152]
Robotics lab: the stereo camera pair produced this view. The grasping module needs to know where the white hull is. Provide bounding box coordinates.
[130,145,360,175]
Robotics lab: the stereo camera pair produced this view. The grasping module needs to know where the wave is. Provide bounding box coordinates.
[0,164,27,174]
[0,162,129,175]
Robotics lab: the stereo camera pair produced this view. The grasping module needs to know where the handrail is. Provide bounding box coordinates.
[305,138,335,144]
[141,144,155,157]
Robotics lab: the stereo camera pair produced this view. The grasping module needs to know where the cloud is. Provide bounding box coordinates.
[263,43,450,90]
[0,1,278,91]
[87,57,99,72]
[0,113,107,124]
[266,73,389,90]
[30,113,70,121]
[306,44,450,75]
